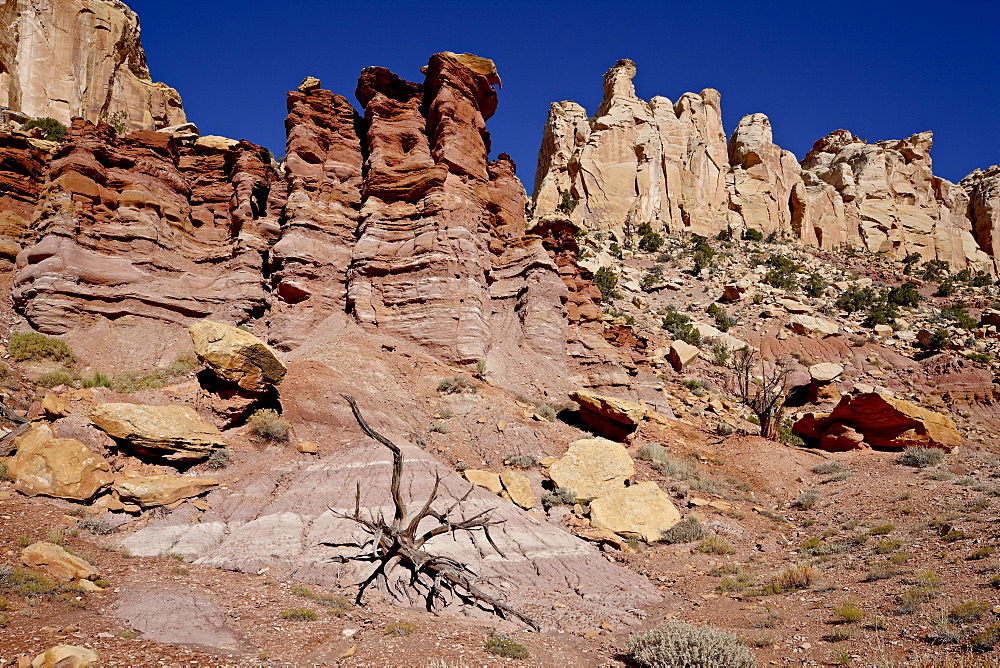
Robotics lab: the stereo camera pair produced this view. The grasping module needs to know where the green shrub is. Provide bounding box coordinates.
[640,265,664,291]
[895,447,944,468]
[558,190,578,214]
[22,117,67,141]
[971,623,1000,651]
[886,282,921,307]
[247,409,291,442]
[9,332,74,363]
[711,341,731,367]
[661,518,706,544]
[742,228,763,242]
[111,370,169,393]
[437,374,474,394]
[862,302,898,328]
[868,524,894,535]
[594,266,620,301]
[0,565,58,597]
[661,307,700,346]
[947,600,988,624]
[280,608,317,621]
[935,279,955,297]
[77,517,113,535]
[835,284,878,314]
[314,594,351,613]
[485,631,528,659]
[716,228,733,242]
[940,305,977,330]
[902,252,922,275]
[504,453,537,469]
[695,536,735,555]
[626,619,756,668]
[541,487,577,510]
[921,259,950,282]
[0,459,7,482]
[804,272,826,298]
[772,564,817,592]
[706,303,734,331]
[832,598,865,623]
[166,350,200,376]
[639,232,664,253]
[36,369,76,388]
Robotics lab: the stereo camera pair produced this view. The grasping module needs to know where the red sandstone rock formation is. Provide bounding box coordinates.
[0,133,46,260]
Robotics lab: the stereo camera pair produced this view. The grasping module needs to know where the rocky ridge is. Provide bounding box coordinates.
[534,59,1000,274]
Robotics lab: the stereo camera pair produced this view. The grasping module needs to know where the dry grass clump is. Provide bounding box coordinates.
[437,375,475,394]
[485,631,528,659]
[637,443,669,462]
[695,536,736,555]
[626,619,756,668]
[385,621,415,636]
[541,487,576,510]
[661,518,707,544]
[793,489,820,510]
[280,608,316,621]
[832,598,865,623]
[247,409,291,442]
[36,369,77,388]
[811,461,843,475]
[947,601,988,624]
[896,446,945,468]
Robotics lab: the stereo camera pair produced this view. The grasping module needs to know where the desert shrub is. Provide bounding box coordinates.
[22,117,67,141]
[36,369,76,388]
[901,252,922,274]
[967,546,995,560]
[639,232,664,253]
[99,110,129,136]
[77,517,113,535]
[811,461,843,475]
[886,282,921,307]
[716,228,733,242]
[436,374,474,394]
[653,456,696,480]
[504,453,537,469]
[0,565,58,597]
[921,259,950,282]
[711,341,731,367]
[385,621,415,636]
[430,421,449,434]
[81,371,112,388]
[661,518,706,544]
[835,284,878,314]
[793,489,819,510]
[801,272,825,298]
[947,601,988,624]
[935,279,956,297]
[742,228,763,242]
[706,303,734,331]
[927,328,952,351]
[111,370,169,393]
[558,190,578,214]
[833,598,865,623]
[778,419,804,447]
[661,307,701,346]
[534,403,557,421]
[204,448,233,469]
[166,350,200,376]
[971,623,1000,651]
[637,443,669,462]
[314,594,351,613]
[873,539,902,554]
[9,332,74,363]
[896,447,945,468]
[280,608,317,621]
[247,409,291,442]
[0,460,7,481]
[594,266,620,301]
[290,585,313,597]
[626,619,756,668]
[641,264,664,291]
[941,305,977,330]
[485,631,528,659]
[695,536,735,555]
[862,301,898,328]
[541,487,577,510]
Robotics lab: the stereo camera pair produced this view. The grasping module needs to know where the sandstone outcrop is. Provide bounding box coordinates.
[0,132,46,259]
[588,481,681,543]
[0,0,185,130]
[534,60,1000,274]
[499,470,535,509]
[90,403,226,462]
[793,391,961,451]
[547,437,635,502]
[30,645,99,668]
[113,474,219,507]
[7,423,112,500]
[12,119,280,333]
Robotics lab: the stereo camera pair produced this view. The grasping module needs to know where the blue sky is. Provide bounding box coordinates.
[128,0,999,187]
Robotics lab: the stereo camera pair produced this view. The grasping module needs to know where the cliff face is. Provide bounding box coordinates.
[534,60,999,273]
[0,0,185,130]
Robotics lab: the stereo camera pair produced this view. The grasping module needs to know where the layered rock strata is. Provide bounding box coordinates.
[0,0,185,130]
[534,59,1000,273]
[12,119,280,332]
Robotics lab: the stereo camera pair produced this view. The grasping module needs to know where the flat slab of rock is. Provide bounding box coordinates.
[569,390,658,440]
[90,403,226,462]
[809,363,844,383]
[22,541,100,582]
[113,475,220,507]
[7,424,112,500]
[499,470,535,509]
[548,438,634,502]
[589,481,681,542]
[789,314,840,337]
[117,586,245,654]
[779,298,813,314]
[464,469,502,494]
[190,320,287,392]
[668,340,700,372]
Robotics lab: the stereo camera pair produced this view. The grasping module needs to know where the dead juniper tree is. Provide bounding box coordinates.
[731,347,789,441]
[326,395,539,631]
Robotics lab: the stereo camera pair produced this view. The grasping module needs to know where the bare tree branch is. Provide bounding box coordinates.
[328,395,539,631]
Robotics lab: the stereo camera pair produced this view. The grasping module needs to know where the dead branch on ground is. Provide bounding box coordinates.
[325,394,539,631]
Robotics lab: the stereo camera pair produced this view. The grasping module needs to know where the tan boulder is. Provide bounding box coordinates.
[499,470,535,509]
[464,469,503,494]
[40,393,72,419]
[668,340,700,371]
[7,424,112,500]
[90,403,226,462]
[589,481,681,542]
[569,390,666,440]
[22,542,99,582]
[296,441,319,454]
[31,646,99,668]
[789,314,840,337]
[189,320,287,392]
[112,474,219,507]
[778,298,812,314]
[548,438,634,502]
[808,363,843,383]
[195,135,239,151]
